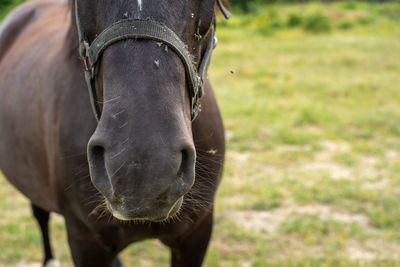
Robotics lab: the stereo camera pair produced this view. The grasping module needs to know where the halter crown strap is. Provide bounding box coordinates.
[74,0,231,122]
[88,19,201,99]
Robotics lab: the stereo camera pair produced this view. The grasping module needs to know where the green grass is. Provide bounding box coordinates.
[1,1,400,266]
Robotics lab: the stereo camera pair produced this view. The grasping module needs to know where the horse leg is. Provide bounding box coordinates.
[31,203,54,266]
[164,210,214,267]
[65,218,122,267]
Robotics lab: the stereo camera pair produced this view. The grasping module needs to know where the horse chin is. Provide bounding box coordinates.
[106,197,184,222]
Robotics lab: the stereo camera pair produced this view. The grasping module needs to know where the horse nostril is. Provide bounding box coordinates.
[177,146,195,190]
[88,145,113,197]
[91,145,105,167]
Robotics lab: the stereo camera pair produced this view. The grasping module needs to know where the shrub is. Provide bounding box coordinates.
[248,15,275,36]
[0,0,26,20]
[338,20,354,30]
[0,0,14,5]
[303,12,332,33]
[357,16,374,25]
[247,8,284,36]
[287,13,303,27]
[228,0,400,11]
[342,1,358,10]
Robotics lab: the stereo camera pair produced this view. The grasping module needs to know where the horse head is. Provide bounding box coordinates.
[76,0,222,222]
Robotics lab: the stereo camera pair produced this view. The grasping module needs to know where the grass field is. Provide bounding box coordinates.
[1,1,400,266]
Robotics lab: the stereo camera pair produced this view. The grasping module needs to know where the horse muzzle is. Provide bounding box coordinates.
[106,196,184,222]
[87,127,195,222]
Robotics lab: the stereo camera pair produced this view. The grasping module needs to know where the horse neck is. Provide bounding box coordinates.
[65,1,79,60]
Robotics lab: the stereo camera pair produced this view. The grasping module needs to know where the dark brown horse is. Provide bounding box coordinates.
[0,0,227,266]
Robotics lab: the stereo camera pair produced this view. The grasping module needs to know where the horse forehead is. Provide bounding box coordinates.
[104,0,192,20]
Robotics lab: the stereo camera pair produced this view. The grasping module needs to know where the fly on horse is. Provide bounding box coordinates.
[0,0,229,266]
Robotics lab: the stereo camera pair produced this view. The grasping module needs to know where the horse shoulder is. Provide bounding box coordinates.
[0,0,69,213]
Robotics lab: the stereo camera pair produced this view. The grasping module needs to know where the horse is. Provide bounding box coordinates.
[0,0,229,266]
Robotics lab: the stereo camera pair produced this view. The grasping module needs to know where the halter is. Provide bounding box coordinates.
[75,1,231,122]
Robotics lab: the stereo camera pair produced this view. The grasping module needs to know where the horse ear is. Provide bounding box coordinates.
[216,0,232,19]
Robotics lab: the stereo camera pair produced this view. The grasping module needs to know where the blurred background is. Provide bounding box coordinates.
[1,0,400,266]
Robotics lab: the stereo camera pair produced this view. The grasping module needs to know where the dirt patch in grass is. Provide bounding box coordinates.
[327,10,370,20]
[0,263,41,267]
[228,151,251,164]
[275,144,313,153]
[385,150,398,160]
[346,240,377,261]
[319,140,351,157]
[226,204,400,261]
[298,140,389,181]
[301,161,353,179]
[0,260,63,267]
[228,203,370,235]
[346,238,400,261]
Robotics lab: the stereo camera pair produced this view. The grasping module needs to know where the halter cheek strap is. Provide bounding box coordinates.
[75,0,230,122]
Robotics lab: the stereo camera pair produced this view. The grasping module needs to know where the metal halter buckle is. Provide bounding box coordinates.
[81,41,95,78]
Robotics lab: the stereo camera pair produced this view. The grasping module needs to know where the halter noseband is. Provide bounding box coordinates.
[75,0,230,122]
